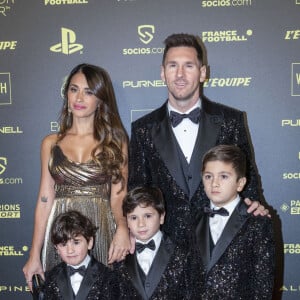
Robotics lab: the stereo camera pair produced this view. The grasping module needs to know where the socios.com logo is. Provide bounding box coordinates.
[122,25,163,55]
[138,25,155,44]
[50,27,83,55]
[0,157,23,185]
[0,157,7,175]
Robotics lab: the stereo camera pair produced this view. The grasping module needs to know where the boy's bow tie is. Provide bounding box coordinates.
[136,239,156,253]
[204,206,229,217]
[67,265,86,276]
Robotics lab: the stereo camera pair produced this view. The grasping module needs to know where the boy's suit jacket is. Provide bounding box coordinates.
[42,256,119,300]
[129,96,260,245]
[115,234,203,300]
[195,200,275,299]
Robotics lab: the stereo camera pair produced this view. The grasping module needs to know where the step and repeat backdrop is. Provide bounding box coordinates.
[0,0,299,299]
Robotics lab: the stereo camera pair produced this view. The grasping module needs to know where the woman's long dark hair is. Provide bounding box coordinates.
[58,63,128,190]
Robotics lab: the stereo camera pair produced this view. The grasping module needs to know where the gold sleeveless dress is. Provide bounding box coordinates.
[42,145,115,271]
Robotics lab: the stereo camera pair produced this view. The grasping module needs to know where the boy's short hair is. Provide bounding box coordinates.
[122,186,165,216]
[51,210,97,246]
[202,144,246,179]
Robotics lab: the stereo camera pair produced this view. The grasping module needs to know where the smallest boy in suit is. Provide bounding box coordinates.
[195,144,275,299]
[115,186,203,300]
[41,210,119,300]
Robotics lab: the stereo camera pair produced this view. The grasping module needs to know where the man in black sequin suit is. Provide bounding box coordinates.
[129,33,265,246]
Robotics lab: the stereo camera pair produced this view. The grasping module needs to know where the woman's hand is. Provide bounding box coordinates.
[108,225,131,264]
[23,256,44,292]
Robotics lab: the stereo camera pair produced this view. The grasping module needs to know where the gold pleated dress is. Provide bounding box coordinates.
[42,145,115,271]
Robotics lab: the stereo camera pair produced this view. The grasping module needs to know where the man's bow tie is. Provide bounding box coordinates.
[204,206,229,218]
[67,265,86,277]
[169,107,200,127]
[136,239,156,253]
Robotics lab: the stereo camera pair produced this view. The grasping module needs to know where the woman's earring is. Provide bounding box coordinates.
[67,102,72,114]
[95,103,101,117]
[66,103,72,127]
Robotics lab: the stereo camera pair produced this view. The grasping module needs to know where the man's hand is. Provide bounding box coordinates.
[244,198,270,217]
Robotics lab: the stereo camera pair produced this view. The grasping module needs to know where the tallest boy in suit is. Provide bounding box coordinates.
[129,33,267,245]
[195,144,275,299]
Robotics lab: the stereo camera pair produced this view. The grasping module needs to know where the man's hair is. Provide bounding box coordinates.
[162,33,204,65]
[122,186,165,216]
[202,144,247,180]
[51,210,98,246]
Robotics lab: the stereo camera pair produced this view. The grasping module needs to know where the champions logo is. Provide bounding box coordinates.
[0,157,23,185]
[0,245,28,256]
[284,244,300,254]
[0,72,12,105]
[203,77,251,88]
[0,0,15,16]
[281,200,300,215]
[202,29,252,43]
[122,25,164,55]
[291,63,300,96]
[201,0,252,7]
[0,204,20,218]
[50,27,83,55]
[44,0,88,5]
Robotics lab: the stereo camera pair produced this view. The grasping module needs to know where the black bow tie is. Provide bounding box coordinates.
[204,206,229,218]
[67,265,86,277]
[136,239,156,253]
[169,107,200,127]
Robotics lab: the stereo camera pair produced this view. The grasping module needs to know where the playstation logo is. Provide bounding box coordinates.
[50,27,83,55]
[138,25,155,44]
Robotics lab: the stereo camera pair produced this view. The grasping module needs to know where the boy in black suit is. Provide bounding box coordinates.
[42,210,119,300]
[115,186,203,300]
[195,145,275,299]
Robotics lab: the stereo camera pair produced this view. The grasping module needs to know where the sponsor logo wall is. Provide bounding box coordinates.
[0,0,299,299]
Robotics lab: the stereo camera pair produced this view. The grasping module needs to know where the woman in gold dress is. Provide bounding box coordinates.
[23,63,130,289]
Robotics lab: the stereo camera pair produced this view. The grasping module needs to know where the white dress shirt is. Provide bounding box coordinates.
[209,196,240,244]
[168,100,201,163]
[68,254,91,295]
[136,230,162,275]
